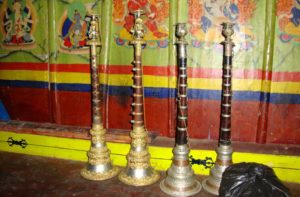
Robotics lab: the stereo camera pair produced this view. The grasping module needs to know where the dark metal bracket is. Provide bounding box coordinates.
[7,137,28,148]
[189,155,215,169]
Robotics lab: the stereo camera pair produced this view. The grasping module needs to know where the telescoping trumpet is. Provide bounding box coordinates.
[118,9,160,186]
[202,22,235,195]
[160,23,201,197]
[81,15,120,181]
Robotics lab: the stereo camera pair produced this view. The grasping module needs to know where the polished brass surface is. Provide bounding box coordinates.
[81,14,120,181]
[160,23,201,197]
[202,22,235,195]
[118,10,160,186]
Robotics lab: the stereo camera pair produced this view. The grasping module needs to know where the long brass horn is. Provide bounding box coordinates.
[202,22,235,195]
[118,9,160,186]
[81,14,120,181]
[160,23,201,196]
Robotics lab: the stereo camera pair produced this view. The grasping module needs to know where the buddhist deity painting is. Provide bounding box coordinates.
[188,0,256,51]
[277,0,300,44]
[0,0,36,49]
[112,0,169,48]
[59,1,93,54]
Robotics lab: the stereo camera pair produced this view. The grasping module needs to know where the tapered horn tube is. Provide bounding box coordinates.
[160,23,201,197]
[118,9,160,186]
[81,14,120,181]
[202,22,235,195]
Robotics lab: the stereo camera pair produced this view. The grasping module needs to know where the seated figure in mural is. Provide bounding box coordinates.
[124,0,168,38]
[60,2,88,49]
[1,0,35,45]
[70,9,84,47]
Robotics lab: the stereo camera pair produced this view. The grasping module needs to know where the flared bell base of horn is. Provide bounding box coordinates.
[202,176,221,196]
[81,163,120,181]
[81,126,120,181]
[119,126,160,186]
[202,144,233,196]
[160,144,201,197]
[119,167,160,186]
[160,177,201,197]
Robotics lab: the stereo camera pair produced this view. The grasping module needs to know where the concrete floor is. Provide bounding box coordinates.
[0,152,299,197]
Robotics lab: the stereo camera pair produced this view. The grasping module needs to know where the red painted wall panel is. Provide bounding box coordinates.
[144,98,173,137]
[108,96,174,137]
[50,91,91,127]
[107,95,131,131]
[106,96,261,142]
[188,100,220,139]
[267,104,300,144]
[0,87,51,123]
[176,100,259,142]
[1,87,299,144]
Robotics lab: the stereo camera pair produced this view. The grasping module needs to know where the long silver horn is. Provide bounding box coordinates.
[202,22,235,195]
[118,9,160,186]
[81,14,120,181]
[160,23,201,197]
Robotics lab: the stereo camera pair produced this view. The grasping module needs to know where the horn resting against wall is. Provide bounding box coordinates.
[159,23,201,197]
[202,22,235,195]
[80,14,120,181]
[118,9,160,187]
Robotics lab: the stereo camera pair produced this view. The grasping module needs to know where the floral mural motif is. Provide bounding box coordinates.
[59,1,93,54]
[112,0,169,48]
[0,0,36,49]
[277,0,300,43]
[188,0,256,51]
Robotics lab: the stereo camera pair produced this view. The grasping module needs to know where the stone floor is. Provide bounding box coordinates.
[0,152,299,197]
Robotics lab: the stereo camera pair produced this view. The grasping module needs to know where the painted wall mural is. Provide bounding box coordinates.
[0,1,299,145]
[59,1,95,53]
[277,0,300,44]
[112,0,169,48]
[0,0,47,62]
[0,0,36,49]
[49,0,101,126]
[188,0,256,51]
[274,0,300,72]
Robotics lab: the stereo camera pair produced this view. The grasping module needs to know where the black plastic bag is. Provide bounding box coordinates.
[219,162,291,197]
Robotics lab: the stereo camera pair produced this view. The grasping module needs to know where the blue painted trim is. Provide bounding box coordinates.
[0,80,299,104]
[0,80,48,89]
[50,83,90,92]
